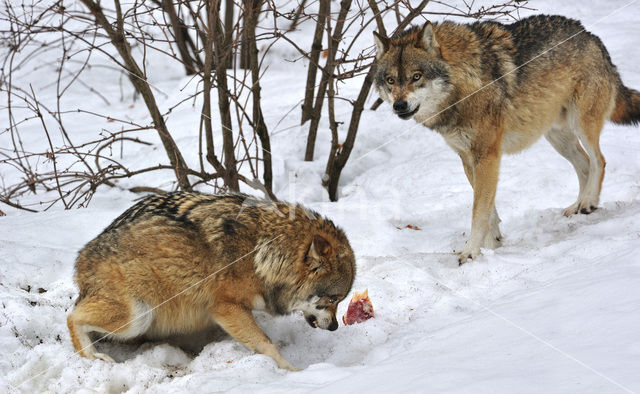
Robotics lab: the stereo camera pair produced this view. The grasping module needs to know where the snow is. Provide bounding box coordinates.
[2,0,640,392]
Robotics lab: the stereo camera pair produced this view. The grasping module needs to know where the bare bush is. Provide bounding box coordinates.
[0,0,532,212]
[287,0,532,200]
[0,0,276,211]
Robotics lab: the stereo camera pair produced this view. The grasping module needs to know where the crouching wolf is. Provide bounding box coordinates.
[67,192,356,370]
[373,15,640,263]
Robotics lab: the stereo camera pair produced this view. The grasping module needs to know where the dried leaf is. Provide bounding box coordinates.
[395,224,421,231]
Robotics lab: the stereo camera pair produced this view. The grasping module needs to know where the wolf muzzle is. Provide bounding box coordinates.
[305,314,339,331]
[393,100,420,120]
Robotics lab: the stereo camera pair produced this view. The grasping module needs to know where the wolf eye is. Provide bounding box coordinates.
[386,77,395,85]
[328,297,337,304]
[412,72,422,81]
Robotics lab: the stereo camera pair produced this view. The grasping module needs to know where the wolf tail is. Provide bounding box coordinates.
[610,84,640,126]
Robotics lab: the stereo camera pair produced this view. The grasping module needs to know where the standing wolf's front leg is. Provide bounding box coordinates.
[209,303,299,371]
[458,151,501,264]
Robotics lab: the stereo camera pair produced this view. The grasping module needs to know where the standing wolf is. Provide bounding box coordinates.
[373,15,640,263]
[67,192,356,370]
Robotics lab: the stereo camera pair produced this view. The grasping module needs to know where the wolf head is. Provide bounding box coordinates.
[292,233,355,331]
[373,23,452,122]
[255,223,356,332]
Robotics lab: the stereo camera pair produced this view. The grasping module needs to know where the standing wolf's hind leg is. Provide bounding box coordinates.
[558,79,612,215]
[483,207,502,249]
[571,93,609,215]
[545,125,591,216]
[573,119,606,215]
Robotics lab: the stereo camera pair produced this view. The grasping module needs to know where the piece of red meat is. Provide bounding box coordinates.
[342,289,374,325]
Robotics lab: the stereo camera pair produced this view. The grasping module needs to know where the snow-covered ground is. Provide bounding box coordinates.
[2,0,640,392]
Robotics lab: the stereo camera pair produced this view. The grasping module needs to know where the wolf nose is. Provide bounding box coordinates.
[393,100,408,112]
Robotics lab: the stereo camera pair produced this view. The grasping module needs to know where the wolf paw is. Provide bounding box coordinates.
[90,352,115,363]
[563,201,598,216]
[457,247,480,265]
[279,361,301,372]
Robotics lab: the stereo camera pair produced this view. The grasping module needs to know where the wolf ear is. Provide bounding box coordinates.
[310,234,333,259]
[419,22,440,55]
[307,234,334,272]
[373,31,388,60]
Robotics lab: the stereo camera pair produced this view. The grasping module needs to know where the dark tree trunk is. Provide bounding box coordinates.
[223,0,234,69]
[287,0,308,32]
[245,0,275,199]
[304,0,351,161]
[160,0,202,75]
[300,0,329,126]
[323,0,432,200]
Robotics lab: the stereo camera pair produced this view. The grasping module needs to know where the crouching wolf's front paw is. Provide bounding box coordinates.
[457,247,481,265]
[89,352,115,363]
[278,360,301,372]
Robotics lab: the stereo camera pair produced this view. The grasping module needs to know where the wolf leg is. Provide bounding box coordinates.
[67,309,114,362]
[484,208,503,249]
[67,296,151,361]
[209,303,299,371]
[573,114,606,215]
[561,83,612,215]
[545,125,590,216]
[459,153,502,251]
[458,152,501,264]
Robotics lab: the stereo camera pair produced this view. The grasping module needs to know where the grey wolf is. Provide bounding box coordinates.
[67,192,356,371]
[373,15,640,263]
